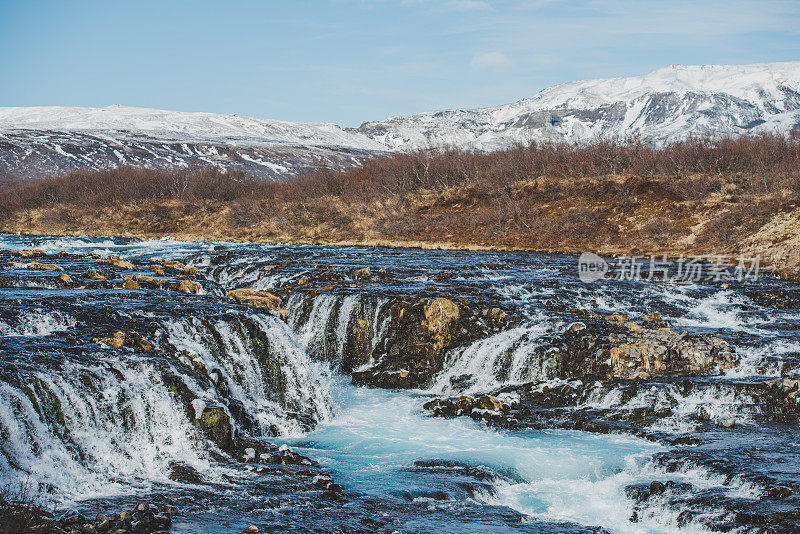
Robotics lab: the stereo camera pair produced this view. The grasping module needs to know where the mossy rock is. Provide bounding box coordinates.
[27,379,67,430]
[195,405,234,452]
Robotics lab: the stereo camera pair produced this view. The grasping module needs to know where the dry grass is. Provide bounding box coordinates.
[0,135,799,271]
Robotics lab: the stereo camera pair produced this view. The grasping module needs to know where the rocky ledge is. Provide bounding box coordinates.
[352,297,509,389]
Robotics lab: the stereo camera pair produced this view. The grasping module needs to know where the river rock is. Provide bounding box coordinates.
[122,279,140,290]
[548,310,739,381]
[174,278,201,294]
[83,269,107,280]
[351,267,372,280]
[94,331,152,353]
[352,297,510,389]
[169,462,204,483]
[190,403,234,451]
[649,481,666,495]
[97,256,135,270]
[132,275,165,288]
[227,288,288,320]
[26,261,62,271]
[164,261,197,275]
[768,485,794,499]
[12,249,47,257]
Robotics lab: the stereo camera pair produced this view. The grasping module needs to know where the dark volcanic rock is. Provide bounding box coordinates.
[551,310,739,381]
[168,462,204,484]
[352,297,510,388]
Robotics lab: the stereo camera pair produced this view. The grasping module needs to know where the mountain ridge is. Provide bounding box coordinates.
[354,61,800,151]
[2,61,799,180]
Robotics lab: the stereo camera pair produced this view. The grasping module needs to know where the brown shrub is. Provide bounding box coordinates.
[0,135,797,253]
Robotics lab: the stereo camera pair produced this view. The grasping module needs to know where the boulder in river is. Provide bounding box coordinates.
[83,269,107,280]
[227,288,288,320]
[353,297,510,389]
[174,278,201,294]
[11,249,47,257]
[168,462,204,484]
[97,256,136,270]
[122,278,140,290]
[162,260,198,276]
[549,310,739,381]
[25,262,62,271]
[190,403,235,451]
[94,331,152,353]
[351,267,372,280]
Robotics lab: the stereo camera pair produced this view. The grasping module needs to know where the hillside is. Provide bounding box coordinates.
[356,62,800,150]
[0,105,385,180]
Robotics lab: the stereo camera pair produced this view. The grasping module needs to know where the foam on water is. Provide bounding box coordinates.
[732,338,800,377]
[0,359,217,502]
[0,310,76,337]
[0,234,228,262]
[584,381,754,429]
[282,384,737,533]
[668,291,769,335]
[498,453,757,534]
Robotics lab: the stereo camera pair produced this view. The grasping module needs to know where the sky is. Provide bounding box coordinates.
[1,0,799,127]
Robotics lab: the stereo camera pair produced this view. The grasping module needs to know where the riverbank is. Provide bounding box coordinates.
[2,190,799,279]
[1,136,798,277]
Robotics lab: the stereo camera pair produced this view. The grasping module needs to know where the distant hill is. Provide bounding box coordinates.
[1,61,799,180]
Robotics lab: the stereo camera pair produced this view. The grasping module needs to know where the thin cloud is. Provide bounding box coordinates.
[396,0,492,11]
[471,51,513,71]
[447,0,491,10]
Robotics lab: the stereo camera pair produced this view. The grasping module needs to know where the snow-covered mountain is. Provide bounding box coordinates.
[355,62,800,151]
[1,61,799,180]
[0,106,386,180]
[0,105,385,150]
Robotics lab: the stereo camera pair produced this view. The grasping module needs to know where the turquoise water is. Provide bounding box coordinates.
[281,383,690,533]
[1,234,796,533]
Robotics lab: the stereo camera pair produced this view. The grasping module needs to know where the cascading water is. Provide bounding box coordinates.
[286,292,389,372]
[430,320,557,395]
[0,358,214,499]
[161,313,334,436]
[0,310,76,337]
[287,293,340,359]
[0,234,797,533]
[0,297,337,508]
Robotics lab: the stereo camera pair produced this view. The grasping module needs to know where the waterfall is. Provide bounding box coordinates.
[430,318,560,395]
[286,293,390,371]
[248,315,334,428]
[161,311,334,436]
[0,310,76,337]
[0,306,336,501]
[335,295,358,357]
[0,358,213,499]
[288,293,339,360]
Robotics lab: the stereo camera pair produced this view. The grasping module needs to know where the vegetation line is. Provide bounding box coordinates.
[1,135,799,275]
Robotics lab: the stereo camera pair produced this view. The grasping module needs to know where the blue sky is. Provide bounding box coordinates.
[1,0,798,126]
